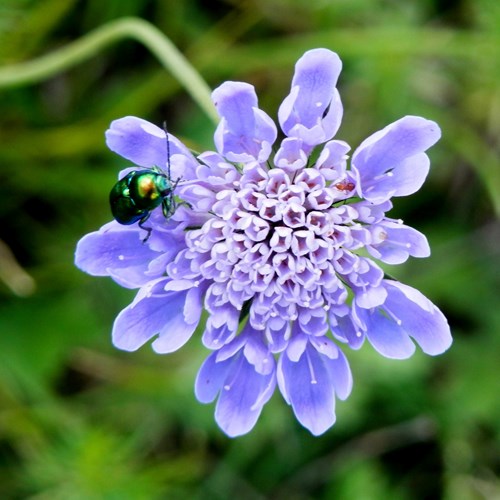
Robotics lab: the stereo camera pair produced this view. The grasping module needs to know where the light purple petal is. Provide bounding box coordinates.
[202,305,240,349]
[309,337,353,401]
[368,221,430,264]
[315,140,350,181]
[384,280,452,355]
[279,49,343,147]
[356,280,452,358]
[144,214,189,256]
[278,339,336,436]
[195,351,231,403]
[243,332,276,375]
[384,153,430,197]
[214,352,276,437]
[195,151,240,188]
[353,284,387,309]
[298,307,328,336]
[112,279,199,353]
[105,116,195,169]
[352,200,392,224]
[75,222,162,288]
[357,305,417,359]
[342,257,386,309]
[329,312,365,350]
[216,334,247,362]
[325,347,352,401]
[352,116,441,203]
[286,327,308,361]
[309,335,340,359]
[212,82,277,162]
[266,318,290,353]
[274,137,308,172]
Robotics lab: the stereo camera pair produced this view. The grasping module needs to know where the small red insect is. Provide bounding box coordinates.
[334,181,355,192]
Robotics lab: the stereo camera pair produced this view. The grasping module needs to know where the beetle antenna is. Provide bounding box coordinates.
[163,120,171,179]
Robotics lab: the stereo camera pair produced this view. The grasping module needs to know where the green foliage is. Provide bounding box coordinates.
[0,0,498,498]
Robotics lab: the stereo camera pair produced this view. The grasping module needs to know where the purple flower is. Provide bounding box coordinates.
[75,48,452,437]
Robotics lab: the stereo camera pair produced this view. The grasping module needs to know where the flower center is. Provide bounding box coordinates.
[170,164,368,330]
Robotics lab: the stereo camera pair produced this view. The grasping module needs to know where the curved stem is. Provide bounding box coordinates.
[0,17,219,124]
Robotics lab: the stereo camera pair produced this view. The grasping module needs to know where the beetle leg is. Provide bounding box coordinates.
[162,195,175,219]
[138,214,153,243]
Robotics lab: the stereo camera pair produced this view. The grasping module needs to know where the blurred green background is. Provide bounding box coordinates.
[0,0,498,498]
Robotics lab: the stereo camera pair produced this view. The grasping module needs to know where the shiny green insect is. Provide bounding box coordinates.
[109,125,178,240]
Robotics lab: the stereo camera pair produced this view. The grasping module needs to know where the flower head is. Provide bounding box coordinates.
[75,48,452,437]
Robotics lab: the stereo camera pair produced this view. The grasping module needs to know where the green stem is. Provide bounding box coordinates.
[0,17,219,124]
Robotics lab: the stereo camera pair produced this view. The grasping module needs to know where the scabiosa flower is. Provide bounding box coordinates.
[75,48,452,437]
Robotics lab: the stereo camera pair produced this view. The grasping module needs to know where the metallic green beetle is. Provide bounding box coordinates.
[109,126,178,240]
[109,169,176,226]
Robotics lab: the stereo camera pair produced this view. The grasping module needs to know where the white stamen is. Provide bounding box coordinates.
[356,331,362,337]
[118,255,125,261]
[224,384,231,391]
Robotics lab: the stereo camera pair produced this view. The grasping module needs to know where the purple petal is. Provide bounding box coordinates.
[212,82,277,162]
[352,116,441,203]
[356,280,452,358]
[195,351,232,403]
[357,305,417,359]
[298,307,328,336]
[195,151,240,188]
[279,49,343,147]
[266,318,290,353]
[212,351,276,437]
[216,334,247,362]
[368,221,430,264]
[105,116,195,169]
[75,222,162,288]
[274,137,308,172]
[202,305,240,349]
[341,257,386,308]
[353,284,387,309]
[309,336,353,401]
[384,280,452,355]
[243,332,276,375]
[143,215,189,258]
[278,339,337,435]
[196,332,276,426]
[309,335,340,359]
[383,153,430,197]
[286,327,308,361]
[315,140,350,181]
[325,347,353,401]
[112,279,200,353]
[329,311,365,350]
